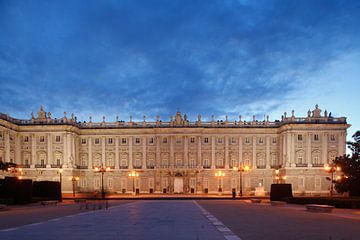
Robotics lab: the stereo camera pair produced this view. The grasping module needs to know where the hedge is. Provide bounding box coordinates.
[286,197,360,209]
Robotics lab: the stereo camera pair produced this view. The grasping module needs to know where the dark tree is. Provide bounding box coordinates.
[334,131,360,196]
[0,161,18,171]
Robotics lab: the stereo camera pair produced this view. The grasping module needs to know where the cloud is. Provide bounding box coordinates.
[0,0,359,122]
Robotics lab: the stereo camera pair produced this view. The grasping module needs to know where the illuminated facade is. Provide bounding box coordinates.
[0,105,349,195]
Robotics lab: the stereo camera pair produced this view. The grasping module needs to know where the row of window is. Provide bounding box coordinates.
[80,137,279,145]
[23,135,62,143]
[297,134,337,142]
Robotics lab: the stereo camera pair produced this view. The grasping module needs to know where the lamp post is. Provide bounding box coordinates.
[58,167,63,202]
[233,165,250,197]
[214,170,225,194]
[128,171,139,195]
[94,165,111,199]
[69,176,80,197]
[324,164,341,196]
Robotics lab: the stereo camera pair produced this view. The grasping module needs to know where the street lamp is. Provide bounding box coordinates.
[215,170,225,193]
[128,171,139,195]
[69,176,80,197]
[233,165,250,197]
[324,164,341,196]
[58,167,63,202]
[94,165,111,199]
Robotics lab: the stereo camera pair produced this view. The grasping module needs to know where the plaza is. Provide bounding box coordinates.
[1,199,360,240]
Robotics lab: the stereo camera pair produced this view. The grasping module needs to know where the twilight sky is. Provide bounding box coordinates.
[0,0,359,139]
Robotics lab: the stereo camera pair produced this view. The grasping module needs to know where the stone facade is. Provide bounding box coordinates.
[0,105,349,195]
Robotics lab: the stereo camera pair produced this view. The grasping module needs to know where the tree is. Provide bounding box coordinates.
[0,161,17,171]
[334,131,360,196]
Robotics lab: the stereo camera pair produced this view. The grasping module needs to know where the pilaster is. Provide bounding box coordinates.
[115,137,119,169]
[184,136,188,167]
[142,136,146,169]
[252,136,256,168]
[47,133,52,167]
[129,136,133,169]
[88,136,92,169]
[266,136,270,168]
[197,136,201,167]
[225,135,229,169]
[211,136,215,169]
[4,130,10,162]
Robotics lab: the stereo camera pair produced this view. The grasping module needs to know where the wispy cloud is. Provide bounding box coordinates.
[0,0,359,123]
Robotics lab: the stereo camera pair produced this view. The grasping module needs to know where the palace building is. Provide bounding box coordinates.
[0,105,349,196]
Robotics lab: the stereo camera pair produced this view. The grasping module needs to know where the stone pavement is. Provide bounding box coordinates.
[0,200,239,240]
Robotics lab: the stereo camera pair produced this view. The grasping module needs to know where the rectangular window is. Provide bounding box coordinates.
[162,137,168,144]
[258,138,263,144]
[204,137,209,143]
[55,136,61,142]
[231,137,236,144]
[297,135,302,141]
[314,134,319,141]
[217,138,223,144]
[95,138,100,144]
[245,137,250,144]
[81,139,87,144]
[39,136,45,142]
[135,138,140,144]
[330,135,336,141]
[176,137,181,144]
[272,138,277,144]
[190,137,195,143]
[108,138,113,144]
[24,136,29,142]
[149,138,154,144]
[122,138,127,144]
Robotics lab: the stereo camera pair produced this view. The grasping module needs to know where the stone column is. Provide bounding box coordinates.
[252,136,256,168]
[142,136,146,169]
[15,133,21,165]
[338,132,345,156]
[102,136,106,165]
[266,136,270,168]
[47,133,52,167]
[31,134,36,167]
[197,136,202,167]
[307,133,312,166]
[286,132,291,167]
[211,136,215,169]
[63,133,68,167]
[184,136,188,167]
[290,132,295,167]
[115,137,119,169]
[225,135,229,169]
[88,136,93,169]
[129,136,133,169]
[238,136,242,166]
[322,132,328,164]
[170,136,174,167]
[4,131,10,162]
[156,136,160,167]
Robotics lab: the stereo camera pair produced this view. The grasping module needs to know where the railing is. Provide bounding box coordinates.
[34,164,46,168]
[50,164,62,168]
[296,163,308,167]
[312,163,324,167]
[76,166,88,169]
[1,112,347,129]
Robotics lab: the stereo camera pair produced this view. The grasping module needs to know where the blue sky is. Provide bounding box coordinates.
[0,0,359,140]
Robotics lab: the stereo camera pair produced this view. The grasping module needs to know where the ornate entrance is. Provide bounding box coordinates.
[174,177,184,193]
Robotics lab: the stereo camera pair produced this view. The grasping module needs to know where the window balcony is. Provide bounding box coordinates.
[296,163,308,167]
[51,164,62,168]
[203,166,211,169]
[19,164,30,168]
[147,166,155,169]
[312,163,324,167]
[133,166,142,169]
[119,166,128,169]
[76,166,88,169]
[35,164,46,168]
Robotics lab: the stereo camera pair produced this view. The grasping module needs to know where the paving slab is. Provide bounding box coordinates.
[0,200,231,240]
